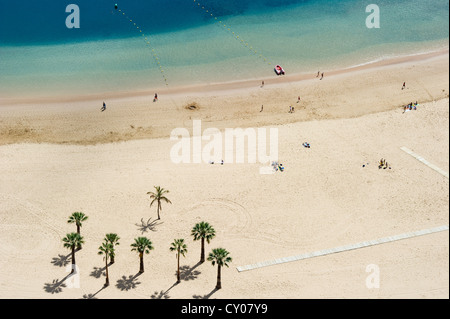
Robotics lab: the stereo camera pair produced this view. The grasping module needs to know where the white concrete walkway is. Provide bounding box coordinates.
[400,146,449,179]
[236,225,449,272]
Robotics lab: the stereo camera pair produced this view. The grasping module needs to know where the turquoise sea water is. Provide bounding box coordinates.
[0,0,448,99]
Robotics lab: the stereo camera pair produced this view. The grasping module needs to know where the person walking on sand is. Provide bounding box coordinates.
[297,96,301,103]
[320,72,324,80]
[316,71,320,78]
[154,93,158,102]
[261,80,265,88]
[402,82,406,90]
[260,105,264,112]
[101,101,106,112]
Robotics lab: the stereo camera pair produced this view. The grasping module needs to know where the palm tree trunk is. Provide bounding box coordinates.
[139,253,144,273]
[76,225,82,249]
[200,238,205,263]
[157,201,161,220]
[71,247,76,274]
[177,252,181,283]
[105,255,110,287]
[216,265,222,289]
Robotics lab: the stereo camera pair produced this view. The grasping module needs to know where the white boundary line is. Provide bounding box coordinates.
[236,225,449,272]
[400,147,449,179]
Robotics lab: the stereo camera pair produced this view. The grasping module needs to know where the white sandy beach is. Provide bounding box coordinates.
[0,51,448,299]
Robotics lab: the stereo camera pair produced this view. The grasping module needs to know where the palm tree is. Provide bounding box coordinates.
[67,212,88,249]
[98,240,114,287]
[207,248,232,290]
[62,233,84,274]
[147,186,172,220]
[191,222,216,263]
[105,233,120,264]
[170,239,188,283]
[131,237,154,274]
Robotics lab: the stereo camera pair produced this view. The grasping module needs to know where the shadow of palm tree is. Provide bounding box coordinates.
[43,275,70,294]
[150,281,179,299]
[136,218,163,234]
[192,288,219,299]
[151,290,171,299]
[51,254,71,267]
[179,264,201,281]
[81,287,105,299]
[90,266,106,279]
[116,273,142,291]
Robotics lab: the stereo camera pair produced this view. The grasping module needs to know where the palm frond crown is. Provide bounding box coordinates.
[170,239,188,257]
[62,233,84,249]
[207,248,232,267]
[67,212,88,227]
[131,237,154,254]
[191,222,216,243]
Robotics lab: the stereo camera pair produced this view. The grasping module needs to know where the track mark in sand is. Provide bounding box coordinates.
[0,194,61,261]
[182,198,252,235]
[236,225,449,272]
[400,147,449,179]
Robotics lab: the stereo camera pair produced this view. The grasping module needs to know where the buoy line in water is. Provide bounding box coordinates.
[114,4,169,87]
[192,0,274,67]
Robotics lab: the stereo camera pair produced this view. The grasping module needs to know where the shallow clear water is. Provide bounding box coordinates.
[0,0,448,98]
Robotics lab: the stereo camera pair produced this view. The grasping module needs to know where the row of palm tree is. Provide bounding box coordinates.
[63,196,232,290]
[98,233,120,287]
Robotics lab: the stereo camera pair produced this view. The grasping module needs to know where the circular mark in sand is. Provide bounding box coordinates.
[0,195,60,261]
[183,198,252,235]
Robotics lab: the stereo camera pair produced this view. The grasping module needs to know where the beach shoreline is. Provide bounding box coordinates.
[0,49,448,146]
[0,48,448,106]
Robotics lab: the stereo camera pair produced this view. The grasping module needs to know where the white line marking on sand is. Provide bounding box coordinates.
[400,147,449,179]
[236,225,449,272]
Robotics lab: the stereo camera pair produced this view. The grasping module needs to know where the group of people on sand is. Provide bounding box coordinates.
[317,71,324,80]
[272,161,285,172]
[362,159,391,169]
[258,70,324,114]
[259,102,299,113]
[403,101,419,113]
[209,160,224,165]
[379,158,391,170]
